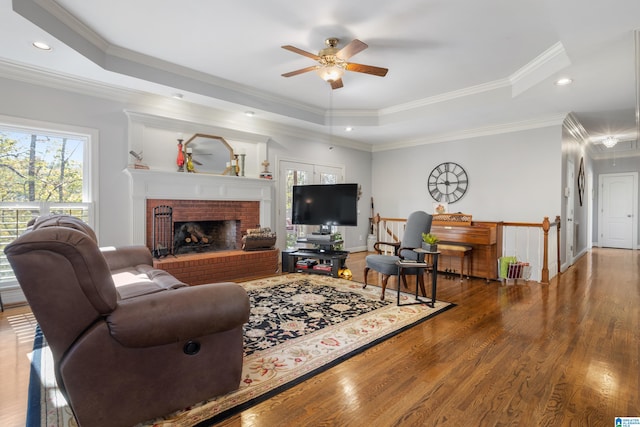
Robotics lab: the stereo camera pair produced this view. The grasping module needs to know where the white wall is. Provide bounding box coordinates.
[372,126,563,222]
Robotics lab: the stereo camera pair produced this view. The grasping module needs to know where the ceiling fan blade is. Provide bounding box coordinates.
[282,65,318,77]
[345,62,388,77]
[330,78,344,90]
[281,45,320,61]
[336,39,368,60]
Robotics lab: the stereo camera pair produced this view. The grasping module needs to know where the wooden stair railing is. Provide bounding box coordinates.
[372,214,406,255]
[372,213,561,284]
[502,216,561,284]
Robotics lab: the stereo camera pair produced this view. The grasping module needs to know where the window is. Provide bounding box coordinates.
[0,120,95,288]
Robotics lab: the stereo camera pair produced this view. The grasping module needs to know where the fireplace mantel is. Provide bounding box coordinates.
[124,168,273,245]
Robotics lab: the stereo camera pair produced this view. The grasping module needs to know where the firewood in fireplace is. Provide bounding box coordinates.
[177,223,213,246]
[174,220,229,254]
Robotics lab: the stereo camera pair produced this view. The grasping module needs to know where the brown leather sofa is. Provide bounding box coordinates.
[4,215,250,427]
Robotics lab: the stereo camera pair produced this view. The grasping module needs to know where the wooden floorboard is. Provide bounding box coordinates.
[1,247,638,426]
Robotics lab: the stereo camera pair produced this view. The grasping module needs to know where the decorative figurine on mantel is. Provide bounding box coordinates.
[128,150,149,169]
[185,147,195,173]
[222,157,239,176]
[260,160,272,179]
[233,154,240,176]
[176,139,185,172]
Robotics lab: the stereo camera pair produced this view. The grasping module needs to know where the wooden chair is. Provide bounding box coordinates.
[363,211,433,300]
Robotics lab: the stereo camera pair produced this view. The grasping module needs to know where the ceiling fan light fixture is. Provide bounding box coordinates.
[281,38,387,89]
[316,65,345,82]
[602,136,618,148]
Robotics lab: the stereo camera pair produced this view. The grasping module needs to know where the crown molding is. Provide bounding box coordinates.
[380,42,570,118]
[381,79,511,116]
[509,42,571,97]
[105,44,324,119]
[0,57,570,156]
[509,42,566,85]
[0,58,148,102]
[563,112,590,142]
[372,113,567,152]
[0,57,372,153]
[13,0,328,125]
[31,0,110,51]
[0,56,566,154]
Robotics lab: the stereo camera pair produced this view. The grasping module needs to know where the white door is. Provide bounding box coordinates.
[278,160,343,250]
[599,173,637,249]
[565,159,575,265]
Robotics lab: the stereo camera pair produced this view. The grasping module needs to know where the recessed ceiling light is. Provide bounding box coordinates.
[555,77,573,86]
[32,41,52,51]
[345,126,353,132]
[244,111,255,117]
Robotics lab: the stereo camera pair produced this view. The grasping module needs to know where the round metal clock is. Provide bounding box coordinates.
[428,162,469,203]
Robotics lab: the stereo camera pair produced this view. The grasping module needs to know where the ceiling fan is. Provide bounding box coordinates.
[281,38,388,89]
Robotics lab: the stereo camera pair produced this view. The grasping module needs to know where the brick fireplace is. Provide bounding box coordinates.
[145,199,261,253]
[125,169,278,284]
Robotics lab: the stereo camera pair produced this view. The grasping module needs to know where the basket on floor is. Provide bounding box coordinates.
[498,256,531,284]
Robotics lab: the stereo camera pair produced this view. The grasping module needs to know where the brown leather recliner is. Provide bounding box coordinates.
[4,215,250,427]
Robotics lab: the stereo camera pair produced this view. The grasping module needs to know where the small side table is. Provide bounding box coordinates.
[396,249,439,307]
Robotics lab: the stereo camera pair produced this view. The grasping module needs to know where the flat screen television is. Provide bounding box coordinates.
[291,183,358,230]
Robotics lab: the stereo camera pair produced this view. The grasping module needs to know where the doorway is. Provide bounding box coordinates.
[565,159,575,266]
[598,172,638,249]
[278,160,344,250]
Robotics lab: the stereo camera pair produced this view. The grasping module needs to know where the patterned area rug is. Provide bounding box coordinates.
[28,273,454,426]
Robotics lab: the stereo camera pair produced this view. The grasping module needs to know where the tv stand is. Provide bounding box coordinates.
[283,238,348,278]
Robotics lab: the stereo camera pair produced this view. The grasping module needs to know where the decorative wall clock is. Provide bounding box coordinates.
[428,162,469,203]
[577,157,585,206]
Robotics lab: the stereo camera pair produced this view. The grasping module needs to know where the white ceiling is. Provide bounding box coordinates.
[2,0,639,157]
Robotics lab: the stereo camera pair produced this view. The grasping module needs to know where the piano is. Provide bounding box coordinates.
[431,221,503,281]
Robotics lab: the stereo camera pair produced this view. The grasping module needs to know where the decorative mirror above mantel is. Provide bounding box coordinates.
[183,133,234,175]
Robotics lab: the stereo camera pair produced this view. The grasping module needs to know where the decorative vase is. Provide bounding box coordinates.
[176,139,185,172]
[239,153,246,176]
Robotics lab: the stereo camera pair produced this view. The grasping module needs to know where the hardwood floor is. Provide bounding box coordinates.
[0,304,35,427]
[1,247,638,426]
